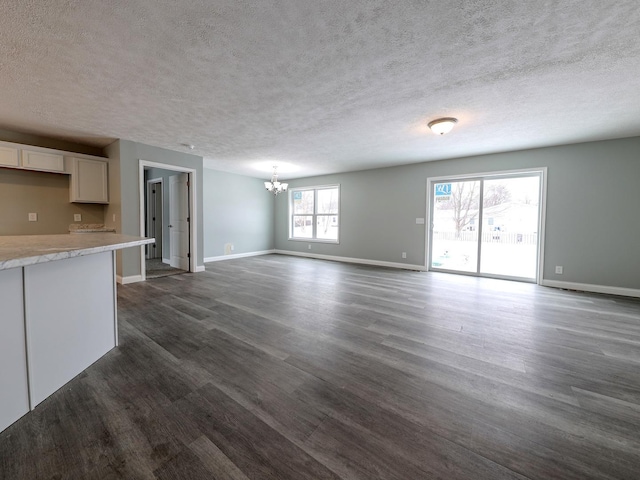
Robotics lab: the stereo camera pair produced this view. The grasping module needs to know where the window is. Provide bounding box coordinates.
[290,185,340,242]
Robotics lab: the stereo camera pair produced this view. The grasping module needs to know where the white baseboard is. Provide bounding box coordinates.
[162,258,170,264]
[194,265,206,272]
[274,250,427,271]
[204,249,275,263]
[116,274,144,285]
[541,279,640,298]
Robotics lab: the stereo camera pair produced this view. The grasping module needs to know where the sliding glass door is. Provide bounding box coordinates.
[431,180,481,273]
[429,171,543,281]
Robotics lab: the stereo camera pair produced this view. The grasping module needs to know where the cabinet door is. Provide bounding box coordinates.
[0,268,30,433]
[25,252,116,407]
[21,150,65,172]
[0,146,19,167]
[70,157,109,203]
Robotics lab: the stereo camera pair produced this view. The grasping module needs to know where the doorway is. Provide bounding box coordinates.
[146,178,163,261]
[428,169,545,282]
[139,161,198,281]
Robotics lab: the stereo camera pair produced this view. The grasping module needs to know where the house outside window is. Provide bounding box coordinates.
[289,185,340,242]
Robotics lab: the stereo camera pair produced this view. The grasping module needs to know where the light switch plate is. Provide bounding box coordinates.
[416,218,425,224]
[74,214,82,222]
[28,213,38,222]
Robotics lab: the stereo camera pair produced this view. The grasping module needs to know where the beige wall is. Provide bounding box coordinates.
[0,128,104,157]
[0,168,105,235]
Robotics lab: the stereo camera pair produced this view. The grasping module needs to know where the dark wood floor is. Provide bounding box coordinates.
[2,255,640,479]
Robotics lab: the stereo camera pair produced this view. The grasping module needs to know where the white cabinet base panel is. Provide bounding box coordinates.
[0,268,30,432]
[24,251,116,406]
[0,234,152,433]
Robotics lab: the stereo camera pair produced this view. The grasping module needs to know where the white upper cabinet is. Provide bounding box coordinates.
[0,141,109,204]
[0,146,19,167]
[21,150,65,173]
[69,157,109,204]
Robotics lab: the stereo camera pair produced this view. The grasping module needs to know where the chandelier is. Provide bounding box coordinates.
[264,166,288,196]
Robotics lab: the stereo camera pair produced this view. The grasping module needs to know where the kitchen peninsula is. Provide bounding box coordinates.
[0,233,154,433]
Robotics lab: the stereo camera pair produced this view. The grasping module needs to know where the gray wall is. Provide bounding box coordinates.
[106,139,204,279]
[275,136,640,290]
[203,169,274,258]
[104,141,123,274]
[4,127,637,291]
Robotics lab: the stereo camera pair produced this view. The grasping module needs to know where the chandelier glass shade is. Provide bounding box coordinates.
[264,166,288,196]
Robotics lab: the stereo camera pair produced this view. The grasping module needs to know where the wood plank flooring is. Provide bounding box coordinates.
[2,254,640,479]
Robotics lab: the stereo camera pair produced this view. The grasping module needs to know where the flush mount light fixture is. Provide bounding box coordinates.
[264,166,288,196]
[428,117,458,135]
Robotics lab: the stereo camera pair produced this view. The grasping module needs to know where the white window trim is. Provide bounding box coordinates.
[288,184,341,244]
[138,160,199,280]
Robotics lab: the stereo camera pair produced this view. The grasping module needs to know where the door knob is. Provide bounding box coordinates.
[168,225,173,228]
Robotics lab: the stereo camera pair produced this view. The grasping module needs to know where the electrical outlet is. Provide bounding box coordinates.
[74,214,82,222]
[28,213,38,222]
[230,244,234,251]
[308,244,312,250]
[555,266,563,274]
[112,214,116,222]
[402,252,407,258]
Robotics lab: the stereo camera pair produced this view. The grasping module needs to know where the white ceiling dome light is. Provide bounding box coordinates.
[428,117,458,135]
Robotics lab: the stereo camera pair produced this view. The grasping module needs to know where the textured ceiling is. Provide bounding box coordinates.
[0,1,639,178]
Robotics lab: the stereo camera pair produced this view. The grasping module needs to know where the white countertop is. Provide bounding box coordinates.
[0,234,155,270]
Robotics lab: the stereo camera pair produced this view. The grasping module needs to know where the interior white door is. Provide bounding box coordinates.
[169,173,190,270]
[153,182,163,259]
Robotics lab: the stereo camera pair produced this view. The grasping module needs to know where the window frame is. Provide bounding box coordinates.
[288,184,340,244]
